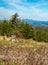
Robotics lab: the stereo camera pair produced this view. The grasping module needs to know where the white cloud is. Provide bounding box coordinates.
[0,7,16,20]
[3,0,23,5]
[0,6,48,21]
[0,0,48,21]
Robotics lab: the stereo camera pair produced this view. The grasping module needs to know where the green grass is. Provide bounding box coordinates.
[0,60,4,65]
[10,62,17,65]
[0,60,17,65]
[0,40,48,48]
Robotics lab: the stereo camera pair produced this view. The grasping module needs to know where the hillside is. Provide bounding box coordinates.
[23,19,48,27]
[0,40,48,65]
[0,14,48,65]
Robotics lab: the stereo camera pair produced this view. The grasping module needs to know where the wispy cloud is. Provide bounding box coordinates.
[0,7,16,20]
[0,0,48,21]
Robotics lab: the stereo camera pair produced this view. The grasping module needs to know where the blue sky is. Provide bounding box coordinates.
[0,0,48,21]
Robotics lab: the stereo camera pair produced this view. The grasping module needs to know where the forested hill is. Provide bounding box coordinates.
[23,19,48,27]
[0,19,48,27]
[0,13,48,42]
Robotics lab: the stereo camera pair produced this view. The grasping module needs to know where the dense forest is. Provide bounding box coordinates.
[0,13,48,42]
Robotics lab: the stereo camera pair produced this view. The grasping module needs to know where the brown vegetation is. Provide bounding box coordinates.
[0,46,48,65]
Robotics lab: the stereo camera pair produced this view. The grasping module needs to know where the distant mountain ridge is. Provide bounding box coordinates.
[0,19,48,27]
[23,19,48,27]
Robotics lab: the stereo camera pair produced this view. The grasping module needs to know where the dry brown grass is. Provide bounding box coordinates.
[0,46,48,65]
[0,36,48,45]
[0,36,11,41]
[0,36,48,65]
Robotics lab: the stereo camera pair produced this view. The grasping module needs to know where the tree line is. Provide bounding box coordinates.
[0,13,48,42]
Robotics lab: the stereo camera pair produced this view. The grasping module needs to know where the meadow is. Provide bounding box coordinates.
[0,39,48,65]
[0,39,48,48]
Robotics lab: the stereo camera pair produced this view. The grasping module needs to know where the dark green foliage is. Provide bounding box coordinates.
[10,13,21,37]
[19,22,34,39]
[33,27,48,42]
[19,22,48,42]
[0,20,14,36]
[10,13,20,29]
[0,13,48,42]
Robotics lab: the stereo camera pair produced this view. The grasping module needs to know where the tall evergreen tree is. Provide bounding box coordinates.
[10,13,21,37]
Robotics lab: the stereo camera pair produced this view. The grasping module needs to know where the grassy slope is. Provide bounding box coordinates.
[0,40,48,48]
[0,40,48,65]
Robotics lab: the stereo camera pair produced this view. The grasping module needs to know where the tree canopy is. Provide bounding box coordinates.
[0,13,48,42]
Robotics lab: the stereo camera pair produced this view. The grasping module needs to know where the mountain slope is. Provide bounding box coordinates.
[23,19,48,27]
